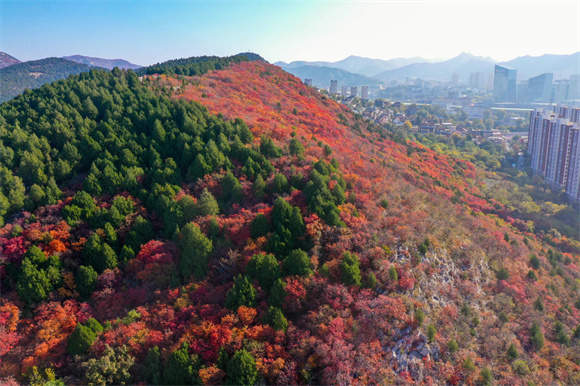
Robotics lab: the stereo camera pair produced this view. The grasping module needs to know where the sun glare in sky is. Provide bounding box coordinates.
[1,0,578,64]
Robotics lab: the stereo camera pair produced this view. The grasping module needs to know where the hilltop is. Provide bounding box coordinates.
[0,57,93,102]
[0,51,20,69]
[0,55,578,385]
[63,55,142,70]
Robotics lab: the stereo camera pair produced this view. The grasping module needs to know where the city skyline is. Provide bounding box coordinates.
[1,0,578,66]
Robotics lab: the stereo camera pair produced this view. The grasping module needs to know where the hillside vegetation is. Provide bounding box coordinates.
[0,58,93,103]
[0,56,578,385]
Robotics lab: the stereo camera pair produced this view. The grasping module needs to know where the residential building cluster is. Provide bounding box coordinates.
[493,64,580,104]
[342,97,527,148]
[528,105,580,201]
[325,79,369,99]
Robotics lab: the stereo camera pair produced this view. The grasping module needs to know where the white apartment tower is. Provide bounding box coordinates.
[329,80,338,94]
[361,85,369,99]
[528,105,580,201]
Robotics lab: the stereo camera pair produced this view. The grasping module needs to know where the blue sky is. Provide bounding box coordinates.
[1,0,578,65]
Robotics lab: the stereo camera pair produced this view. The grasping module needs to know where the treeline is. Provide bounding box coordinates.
[0,67,255,225]
[137,52,262,77]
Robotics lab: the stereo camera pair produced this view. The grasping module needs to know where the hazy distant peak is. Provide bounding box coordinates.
[62,55,142,70]
[0,51,21,69]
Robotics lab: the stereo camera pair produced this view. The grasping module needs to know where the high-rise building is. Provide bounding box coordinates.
[517,82,528,103]
[304,78,313,87]
[361,86,369,99]
[569,75,580,100]
[451,72,459,84]
[528,105,580,201]
[341,86,348,96]
[552,80,570,103]
[329,80,338,94]
[527,73,553,102]
[493,65,517,103]
[350,86,357,97]
[469,72,484,89]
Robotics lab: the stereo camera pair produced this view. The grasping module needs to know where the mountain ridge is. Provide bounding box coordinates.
[0,57,93,102]
[280,51,580,83]
[500,52,580,80]
[62,55,142,70]
[277,54,427,77]
[278,64,381,89]
[375,52,496,82]
[0,51,20,69]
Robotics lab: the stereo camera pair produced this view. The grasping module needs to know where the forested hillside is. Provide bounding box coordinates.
[138,53,262,77]
[0,56,578,385]
[0,58,93,103]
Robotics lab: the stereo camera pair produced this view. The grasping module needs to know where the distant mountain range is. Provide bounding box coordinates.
[63,55,142,70]
[1,50,577,103]
[499,52,580,80]
[277,52,579,88]
[0,57,93,102]
[277,55,426,77]
[375,52,495,83]
[0,51,20,69]
[0,52,142,102]
[281,65,381,89]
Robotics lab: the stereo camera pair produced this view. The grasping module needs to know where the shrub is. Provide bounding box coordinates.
[479,367,493,386]
[512,360,530,376]
[268,279,286,308]
[269,173,289,195]
[529,254,540,269]
[463,358,475,372]
[143,346,162,385]
[84,318,103,334]
[196,188,219,216]
[530,322,544,351]
[220,171,243,207]
[163,342,200,385]
[414,308,425,326]
[76,265,98,298]
[534,297,544,312]
[554,321,570,345]
[507,343,518,360]
[388,265,398,282]
[427,324,436,343]
[496,267,509,281]
[247,254,280,289]
[364,272,378,289]
[265,306,288,331]
[260,136,282,158]
[340,252,361,286]
[226,349,258,386]
[178,223,213,280]
[250,214,269,238]
[67,324,97,355]
[447,339,458,353]
[289,138,304,158]
[283,249,312,277]
[225,275,256,310]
